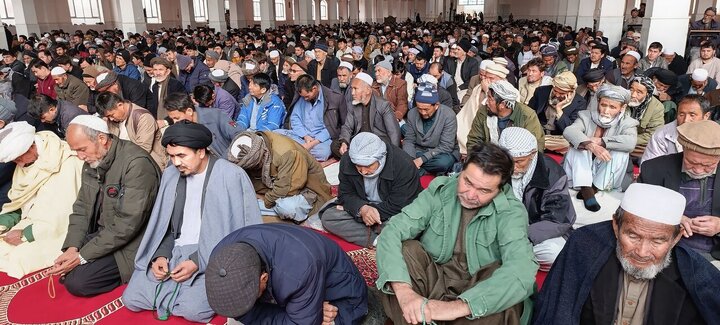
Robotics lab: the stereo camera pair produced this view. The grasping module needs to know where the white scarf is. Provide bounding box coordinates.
[511,154,538,200]
[487,115,500,144]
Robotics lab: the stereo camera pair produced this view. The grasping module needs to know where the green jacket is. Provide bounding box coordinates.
[635,97,666,148]
[375,176,538,323]
[466,102,546,152]
[62,137,161,282]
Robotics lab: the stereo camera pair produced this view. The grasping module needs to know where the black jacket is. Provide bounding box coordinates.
[443,56,479,90]
[676,74,718,102]
[285,85,348,140]
[117,74,153,113]
[336,142,422,222]
[45,100,88,139]
[308,57,340,88]
[221,78,241,100]
[528,85,587,136]
[148,77,186,117]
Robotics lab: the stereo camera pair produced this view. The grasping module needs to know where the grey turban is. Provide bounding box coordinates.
[349,132,387,166]
[597,84,631,105]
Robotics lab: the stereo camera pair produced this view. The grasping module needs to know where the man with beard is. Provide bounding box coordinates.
[690,7,720,46]
[646,68,680,123]
[639,120,720,267]
[372,60,409,122]
[627,77,665,159]
[330,61,354,108]
[529,71,587,153]
[576,69,606,104]
[687,41,720,82]
[308,43,340,88]
[563,84,639,212]
[533,183,720,325]
[606,51,641,89]
[375,142,537,324]
[147,58,185,123]
[678,68,718,99]
[498,127,575,272]
[541,45,568,78]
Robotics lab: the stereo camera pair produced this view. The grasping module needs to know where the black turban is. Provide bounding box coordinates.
[651,68,678,87]
[582,68,606,83]
[161,120,213,149]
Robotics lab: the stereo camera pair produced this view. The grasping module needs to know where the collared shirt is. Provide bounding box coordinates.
[291,87,331,142]
[454,57,465,88]
[249,96,261,130]
[615,272,650,325]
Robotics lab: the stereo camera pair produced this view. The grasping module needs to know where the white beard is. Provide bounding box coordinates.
[89,161,100,169]
[616,245,672,280]
[599,115,615,124]
[352,99,362,105]
[628,99,642,107]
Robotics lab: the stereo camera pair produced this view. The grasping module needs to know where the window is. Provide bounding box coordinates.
[320,0,327,20]
[458,0,484,5]
[68,0,104,24]
[225,0,230,10]
[312,0,316,20]
[143,0,161,24]
[336,1,339,20]
[0,0,12,19]
[253,0,261,21]
[193,0,207,22]
[275,0,286,21]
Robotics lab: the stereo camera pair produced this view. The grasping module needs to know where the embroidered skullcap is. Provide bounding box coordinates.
[50,67,67,76]
[498,127,537,157]
[677,120,720,156]
[206,242,262,318]
[488,80,519,102]
[692,68,709,82]
[582,68,606,83]
[241,59,260,75]
[625,50,641,62]
[209,69,229,82]
[375,59,393,72]
[553,71,578,91]
[355,72,374,87]
[485,63,509,78]
[161,120,213,149]
[349,132,387,166]
[597,84,631,104]
[69,115,109,134]
[415,82,439,104]
[621,183,685,225]
[0,121,35,163]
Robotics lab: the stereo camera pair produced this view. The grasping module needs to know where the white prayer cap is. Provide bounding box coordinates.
[355,72,374,87]
[417,74,438,86]
[69,115,109,134]
[0,121,35,163]
[663,48,674,55]
[269,50,280,58]
[408,48,420,55]
[438,41,449,48]
[479,59,494,71]
[482,34,490,39]
[692,68,709,81]
[338,61,353,71]
[229,135,252,158]
[625,50,641,62]
[498,127,537,157]
[304,50,316,60]
[50,67,67,76]
[620,183,686,225]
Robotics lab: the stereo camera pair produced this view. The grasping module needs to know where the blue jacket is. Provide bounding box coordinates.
[406,62,429,82]
[113,64,141,81]
[178,57,211,93]
[575,57,614,84]
[196,106,245,157]
[236,91,286,131]
[238,75,250,101]
[213,224,368,325]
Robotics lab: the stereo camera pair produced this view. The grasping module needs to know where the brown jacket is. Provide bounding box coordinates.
[55,75,90,109]
[107,104,167,170]
[373,75,409,120]
[251,131,332,215]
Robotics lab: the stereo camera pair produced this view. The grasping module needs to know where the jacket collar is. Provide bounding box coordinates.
[94,136,119,179]
[527,154,550,190]
[340,142,396,181]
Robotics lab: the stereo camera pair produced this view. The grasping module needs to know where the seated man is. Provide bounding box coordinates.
[403,82,459,175]
[48,115,161,297]
[122,121,262,323]
[321,132,421,247]
[95,71,153,114]
[27,94,88,139]
[627,77,665,158]
[533,183,720,324]
[276,74,346,161]
[164,92,243,157]
[206,224,368,324]
[518,58,553,104]
[498,127,575,272]
[236,73,286,131]
[0,122,84,278]
[467,80,545,152]
[529,71,587,153]
[646,68,679,123]
[372,59,408,121]
[95,92,167,170]
[376,142,538,324]
[228,131,332,223]
[676,68,717,100]
[641,95,713,164]
[563,84,638,212]
[639,120,720,265]
[51,66,90,111]
[336,72,401,157]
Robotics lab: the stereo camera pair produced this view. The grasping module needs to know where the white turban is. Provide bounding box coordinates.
[0,121,36,163]
[489,80,519,103]
[349,132,387,166]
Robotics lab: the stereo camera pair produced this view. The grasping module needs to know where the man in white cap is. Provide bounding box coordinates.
[687,41,720,82]
[662,47,688,77]
[498,127,575,272]
[267,50,283,85]
[678,68,718,97]
[563,84,638,212]
[0,122,84,279]
[51,66,90,111]
[209,68,240,100]
[606,51,640,89]
[640,120,720,266]
[330,60,355,108]
[373,59,408,121]
[49,115,161,297]
[534,183,720,325]
[336,72,400,156]
[467,80,545,153]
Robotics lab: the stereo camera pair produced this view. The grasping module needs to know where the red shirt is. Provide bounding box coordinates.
[36,77,57,99]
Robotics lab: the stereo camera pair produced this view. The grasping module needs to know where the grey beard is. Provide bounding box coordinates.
[616,244,672,280]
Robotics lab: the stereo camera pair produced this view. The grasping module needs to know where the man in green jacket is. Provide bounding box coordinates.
[48,115,161,297]
[376,142,538,324]
[466,80,545,153]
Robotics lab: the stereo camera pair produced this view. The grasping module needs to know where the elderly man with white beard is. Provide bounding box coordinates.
[627,77,665,159]
[533,183,720,325]
[563,84,639,212]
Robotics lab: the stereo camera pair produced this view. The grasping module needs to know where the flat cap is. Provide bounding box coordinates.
[677,120,720,156]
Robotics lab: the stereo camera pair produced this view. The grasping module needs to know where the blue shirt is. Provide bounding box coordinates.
[290,88,331,142]
[113,64,141,80]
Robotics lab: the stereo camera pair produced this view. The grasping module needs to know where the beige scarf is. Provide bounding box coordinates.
[227,132,273,188]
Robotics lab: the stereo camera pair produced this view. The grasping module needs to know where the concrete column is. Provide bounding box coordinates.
[642,0,691,56]
[296,0,313,25]
[556,0,569,23]
[364,0,375,22]
[314,0,321,24]
[12,0,40,37]
[349,0,360,22]
[483,0,498,21]
[206,0,227,33]
[564,0,579,27]
[115,0,147,35]
[576,0,595,30]
[179,0,196,28]
[338,0,348,22]
[328,0,338,23]
[259,0,277,30]
[596,0,625,49]
[0,20,8,49]
[693,0,714,22]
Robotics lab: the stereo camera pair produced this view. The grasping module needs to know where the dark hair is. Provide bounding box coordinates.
[95,91,125,116]
[648,42,663,51]
[27,94,58,119]
[192,84,215,106]
[463,142,514,188]
[678,94,713,114]
[525,57,546,72]
[251,72,272,92]
[55,55,72,66]
[700,40,715,50]
[392,60,406,74]
[295,74,319,93]
[591,44,608,55]
[613,206,681,238]
[165,92,195,112]
[31,59,49,70]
